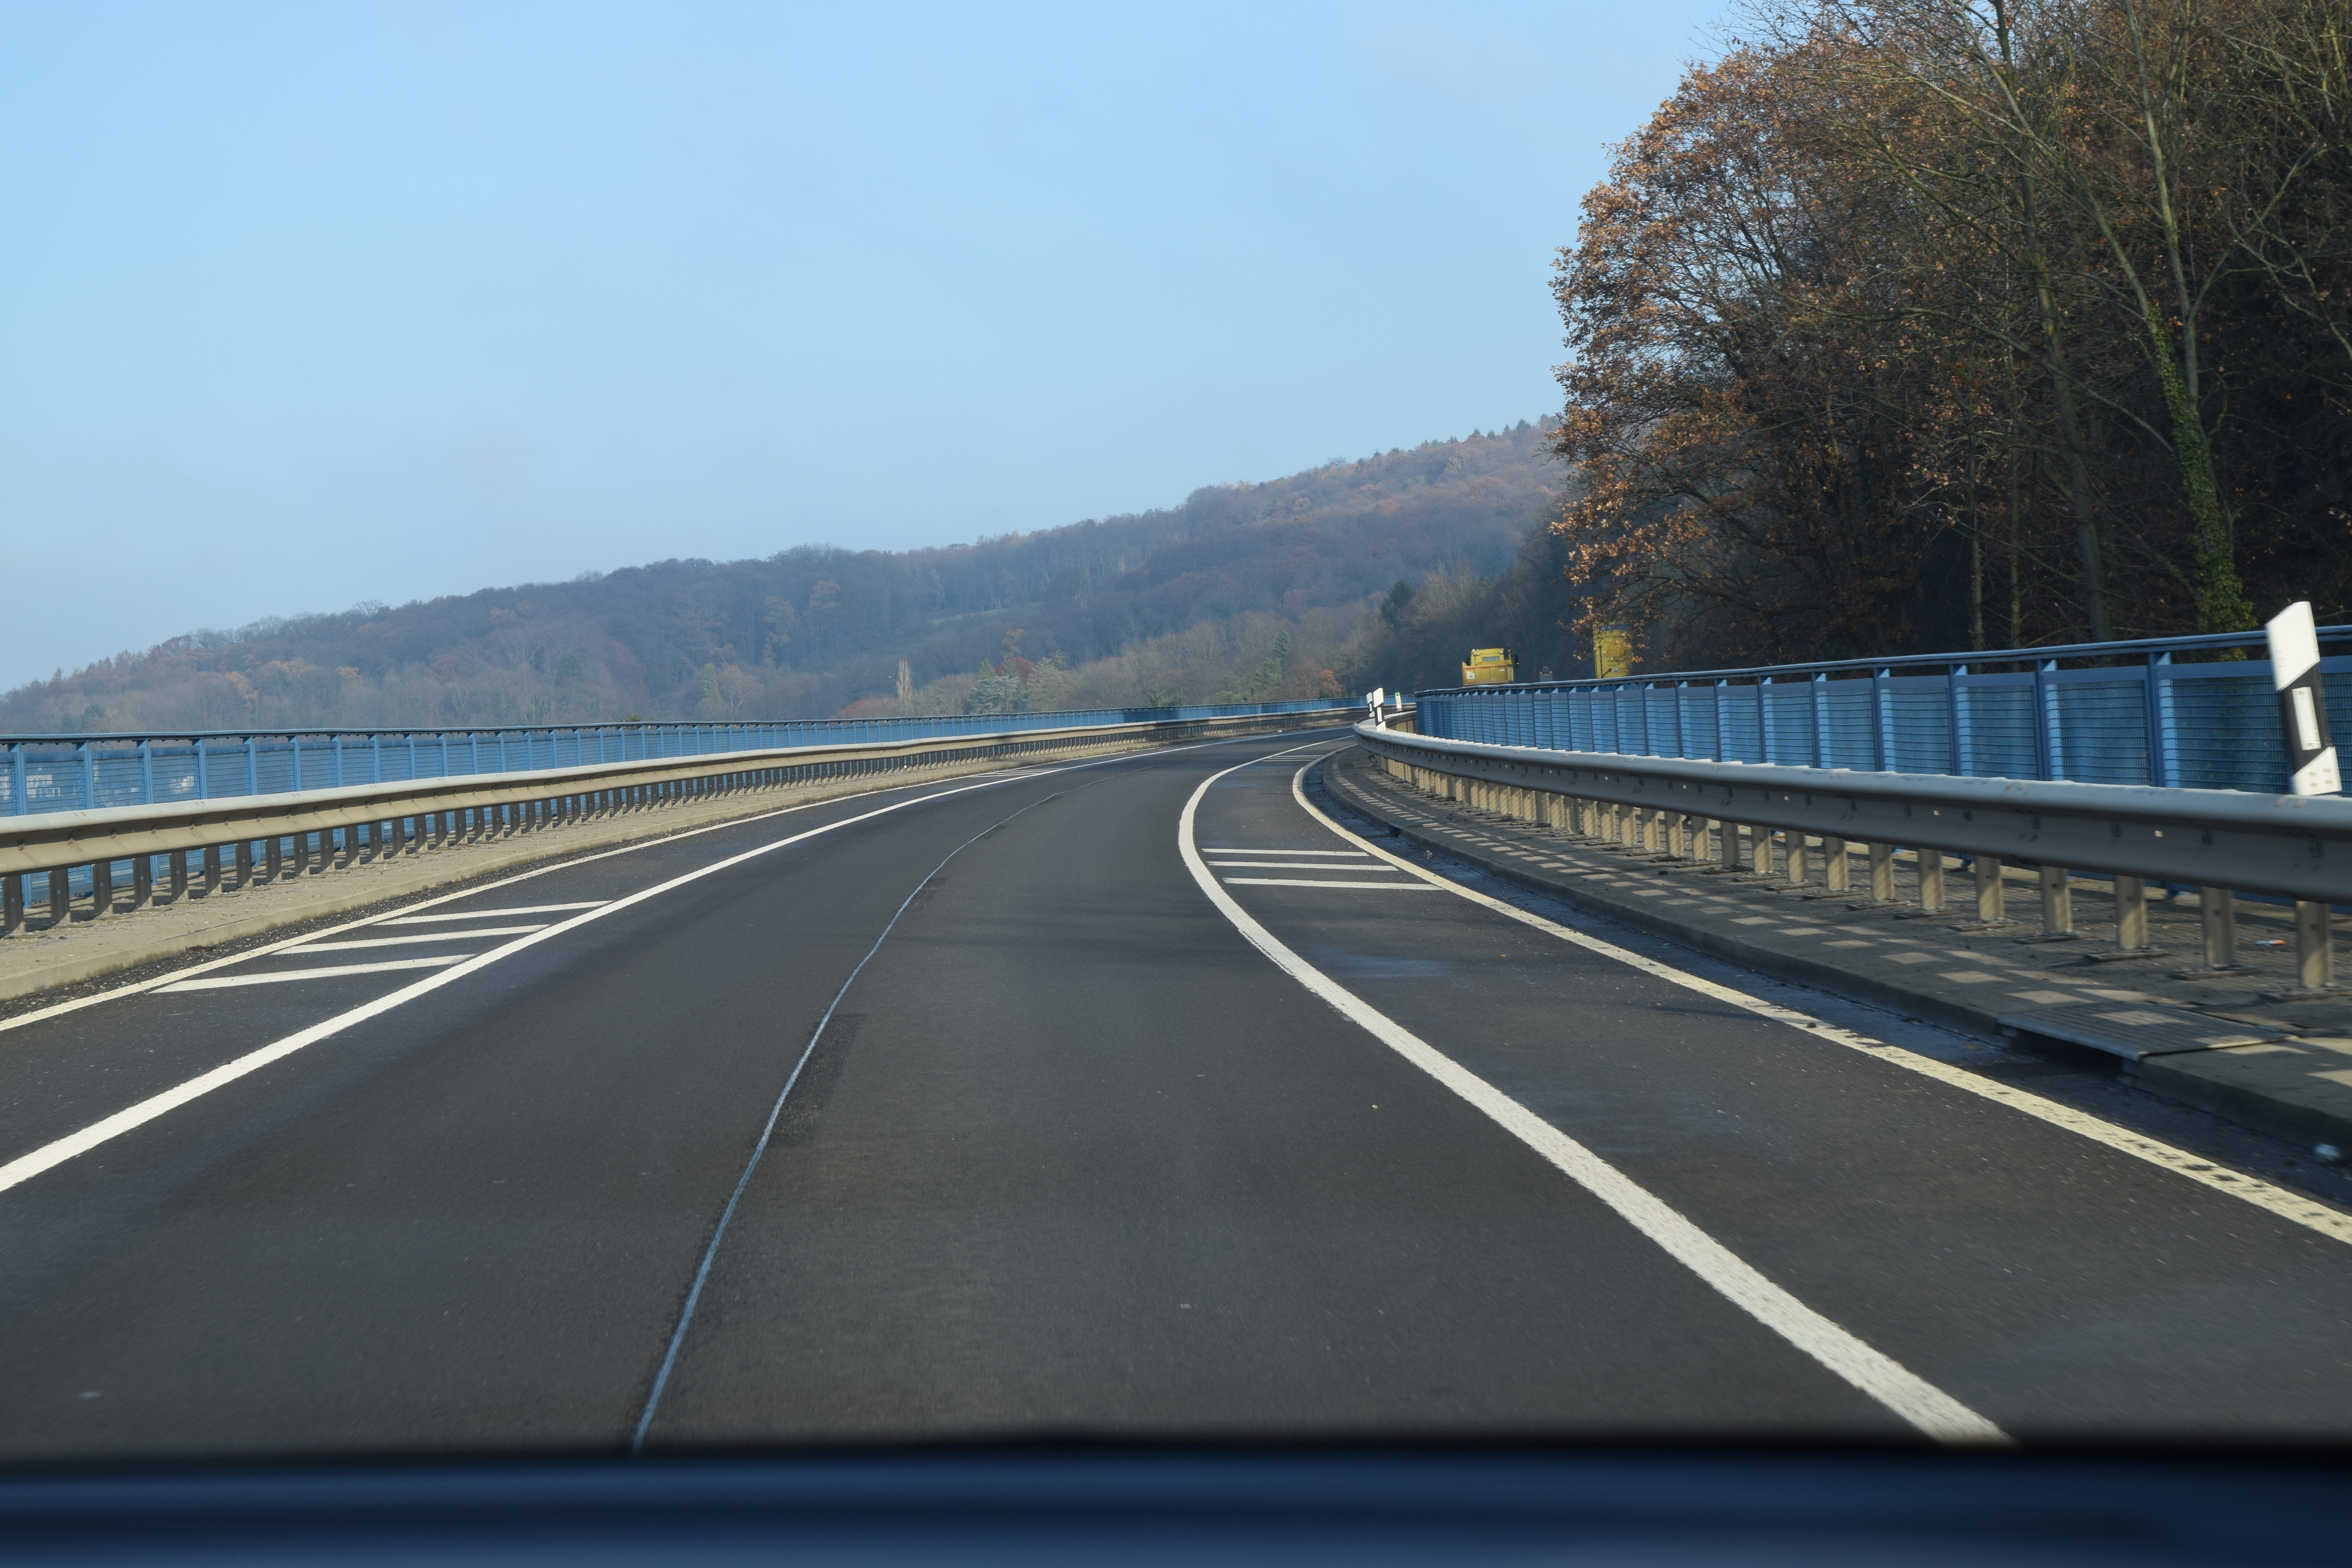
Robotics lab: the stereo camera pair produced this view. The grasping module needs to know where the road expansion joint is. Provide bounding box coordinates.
[1311,748,2352,1214]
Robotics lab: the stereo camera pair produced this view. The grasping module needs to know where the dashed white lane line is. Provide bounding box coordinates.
[159,956,469,993]
[1300,760,2352,1249]
[376,902,608,926]
[1220,878,1439,890]
[282,926,549,955]
[1180,751,2007,1446]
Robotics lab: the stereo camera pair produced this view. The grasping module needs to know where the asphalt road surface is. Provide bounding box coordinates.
[0,727,2347,1460]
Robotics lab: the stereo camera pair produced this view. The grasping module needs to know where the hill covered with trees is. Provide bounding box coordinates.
[5,423,1570,733]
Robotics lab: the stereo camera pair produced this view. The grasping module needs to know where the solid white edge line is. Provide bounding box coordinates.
[159,957,471,992]
[0,728,1346,1198]
[1295,757,2352,1249]
[1180,746,2008,1446]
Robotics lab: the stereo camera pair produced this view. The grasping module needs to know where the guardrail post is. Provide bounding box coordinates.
[1665,811,1686,858]
[1691,815,1712,861]
[90,858,112,918]
[2293,901,2337,995]
[48,869,69,926]
[1822,836,1849,894]
[1918,849,1947,913]
[1786,831,1811,888]
[265,835,283,882]
[3,872,22,935]
[169,850,187,902]
[2110,875,2152,952]
[2198,888,2238,971]
[2035,866,2076,940]
[203,846,221,895]
[131,853,152,910]
[1969,855,2012,927]
[1867,842,1895,903]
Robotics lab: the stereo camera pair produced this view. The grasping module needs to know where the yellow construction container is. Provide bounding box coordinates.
[1461,647,1517,685]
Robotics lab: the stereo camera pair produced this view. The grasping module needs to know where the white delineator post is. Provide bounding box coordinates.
[2266,600,2342,995]
[1367,688,1387,730]
[2267,601,2339,797]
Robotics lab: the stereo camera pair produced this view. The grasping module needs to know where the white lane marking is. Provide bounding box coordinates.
[1200,848,1368,856]
[0,730,1351,1198]
[375,902,608,925]
[281,926,548,954]
[0,728,1342,1040]
[1208,862,1398,871]
[1180,757,2007,1446]
[1302,764,2352,1248]
[158,957,470,993]
[1220,878,1439,890]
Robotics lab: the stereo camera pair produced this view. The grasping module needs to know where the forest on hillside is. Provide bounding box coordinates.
[1553,0,2352,670]
[4,424,1568,734]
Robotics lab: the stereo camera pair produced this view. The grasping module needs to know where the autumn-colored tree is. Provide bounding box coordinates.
[1552,0,2352,667]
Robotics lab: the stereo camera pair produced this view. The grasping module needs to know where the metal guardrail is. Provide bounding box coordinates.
[1354,724,2352,996]
[0,699,1349,818]
[1410,626,2351,795]
[0,707,1361,939]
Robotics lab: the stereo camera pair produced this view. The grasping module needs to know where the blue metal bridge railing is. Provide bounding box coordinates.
[1408,627,2337,794]
[0,700,1345,817]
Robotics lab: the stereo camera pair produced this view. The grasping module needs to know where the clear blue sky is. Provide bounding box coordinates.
[1,0,1730,690]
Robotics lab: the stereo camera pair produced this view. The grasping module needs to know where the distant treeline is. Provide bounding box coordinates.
[5,423,1570,733]
[1553,0,2352,670]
